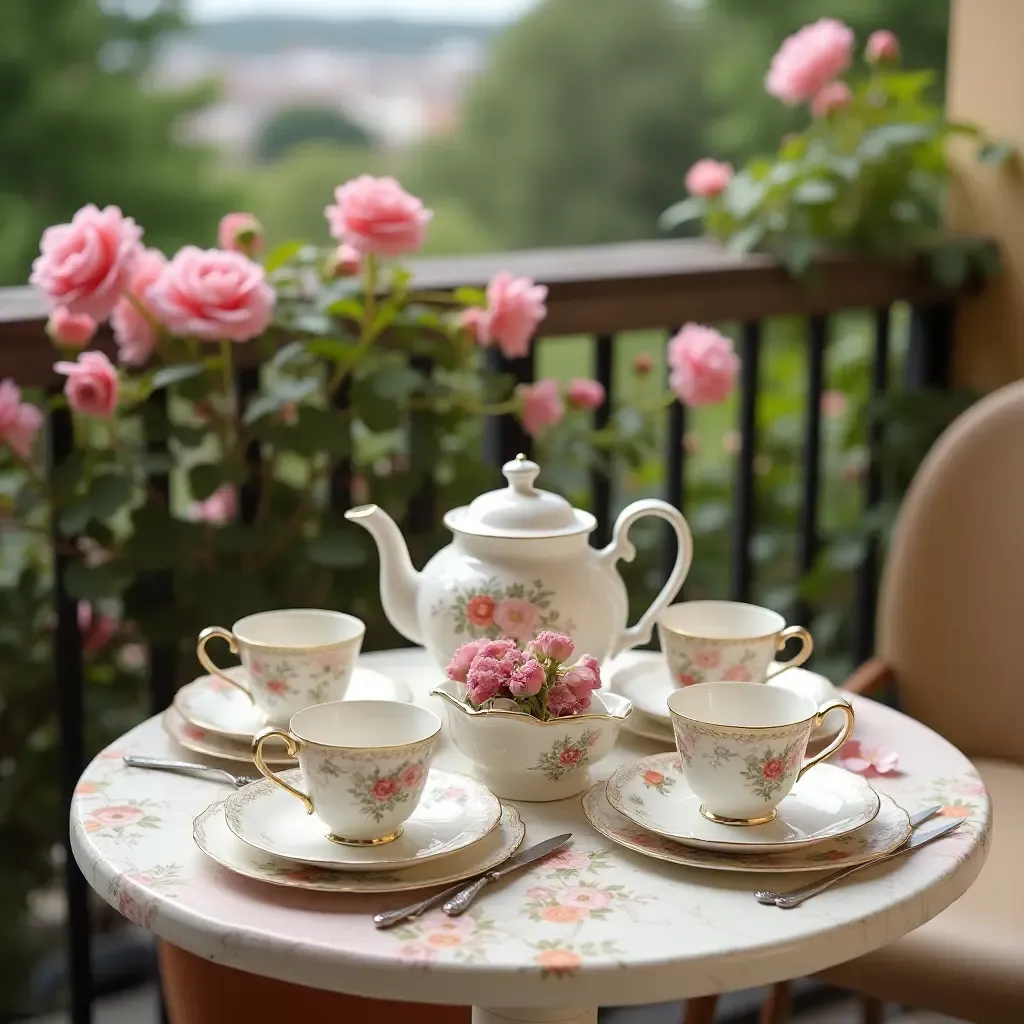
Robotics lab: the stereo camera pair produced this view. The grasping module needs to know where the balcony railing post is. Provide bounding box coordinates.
[662,328,686,586]
[905,303,954,389]
[731,322,762,603]
[589,334,615,547]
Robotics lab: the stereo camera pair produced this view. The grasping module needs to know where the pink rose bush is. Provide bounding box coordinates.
[218,213,264,256]
[566,378,605,411]
[765,18,854,105]
[110,248,167,365]
[811,81,852,119]
[685,159,733,199]
[464,272,548,359]
[447,631,603,720]
[865,30,900,65]
[47,307,97,349]
[667,324,740,407]
[55,351,119,419]
[325,175,432,257]
[0,380,43,460]
[519,379,564,437]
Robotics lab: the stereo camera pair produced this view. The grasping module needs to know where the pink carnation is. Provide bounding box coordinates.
[54,351,119,419]
[0,380,43,460]
[147,246,274,343]
[47,307,97,349]
[546,683,589,718]
[685,159,733,199]
[765,18,854,106]
[325,175,432,257]
[562,654,602,699]
[446,639,485,684]
[865,30,900,64]
[531,631,574,663]
[218,213,264,256]
[473,272,548,360]
[31,204,143,320]
[667,324,740,407]
[566,378,605,411]
[188,485,237,526]
[519,379,564,437]
[811,81,852,119]
[509,658,545,698]
[476,638,520,663]
[465,657,511,706]
[111,248,167,366]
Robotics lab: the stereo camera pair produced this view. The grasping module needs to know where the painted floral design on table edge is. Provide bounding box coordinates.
[530,730,599,781]
[740,740,802,802]
[912,771,988,821]
[433,577,569,642]
[108,863,183,928]
[345,759,428,821]
[390,908,496,963]
[668,645,758,686]
[83,799,164,836]
[530,939,622,978]
[541,846,613,878]
[523,879,650,924]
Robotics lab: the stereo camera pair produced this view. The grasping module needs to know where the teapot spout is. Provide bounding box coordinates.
[344,504,422,645]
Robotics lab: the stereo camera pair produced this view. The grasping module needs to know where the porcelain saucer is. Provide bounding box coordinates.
[195,799,525,893]
[606,753,880,853]
[583,781,909,872]
[612,653,848,743]
[174,665,412,742]
[162,706,295,767]
[622,708,675,745]
[224,768,502,871]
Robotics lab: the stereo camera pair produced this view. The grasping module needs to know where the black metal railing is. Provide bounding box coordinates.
[0,237,975,1022]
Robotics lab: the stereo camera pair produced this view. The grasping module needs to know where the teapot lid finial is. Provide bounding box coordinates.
[503,454,541,497]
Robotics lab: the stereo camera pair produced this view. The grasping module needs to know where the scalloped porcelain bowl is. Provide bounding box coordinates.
[431,680,632,802]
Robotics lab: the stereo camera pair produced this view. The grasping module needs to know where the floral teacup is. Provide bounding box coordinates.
[252,700,441,845]
[667,681,854,825]
[196,609,365,727]
[657,600,812,687]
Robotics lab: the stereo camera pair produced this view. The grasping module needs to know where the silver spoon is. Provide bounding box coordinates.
[123,755,257,788]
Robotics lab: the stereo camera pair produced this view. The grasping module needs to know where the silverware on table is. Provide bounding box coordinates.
[373,880,484,930]
[123,755,257,788]
[758,818,962,908]
[442,833,572,917]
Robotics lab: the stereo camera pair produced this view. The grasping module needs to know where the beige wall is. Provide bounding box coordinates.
[946,0,1024,389]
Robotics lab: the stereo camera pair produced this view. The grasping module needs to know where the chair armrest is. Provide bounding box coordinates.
[842,657,895,698]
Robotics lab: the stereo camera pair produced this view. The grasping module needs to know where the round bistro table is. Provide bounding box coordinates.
[71,649,991,1024]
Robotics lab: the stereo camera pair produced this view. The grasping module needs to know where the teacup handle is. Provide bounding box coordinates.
[796,699,855,782]
[196,626,255,705]
[251,727,313,814]
[767,626,814,678]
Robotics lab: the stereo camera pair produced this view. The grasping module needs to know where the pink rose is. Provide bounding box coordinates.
[465,594,496,628]
[566,378,605,411]
[865,30,900,65]
[55,351,119,418]
[111,248,167,366]
[0,380,43,460]
[723,664,750,682]
[544,848,590,870]
[400,763,424,789]
[531,631,574,663]
[78,601,119,656]
[325,175,432,257]
[371,778,398,800]
[694,649,720,669]
[31,204,143,320]
[325,243,362,278]
[667,324,739,407]
[92,805,143,826]
[47,307,97,349]
[765,18,855,105]
[446,639,485,684]
[811,81,852,119]
[473,272,548,359]
[147,246,274,343]
[492,597,539,640]
[685,158,733,199]
[509,657,545,698]
[519,379,564,437]
[218,213,264,256]
[633,353,654,376]
[188,484,237,525]
[821,389,848,418]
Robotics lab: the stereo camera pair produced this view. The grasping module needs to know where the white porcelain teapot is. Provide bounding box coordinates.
[345,455,693,670]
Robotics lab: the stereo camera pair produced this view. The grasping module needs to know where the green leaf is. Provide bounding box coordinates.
[64,562,125,601]
[306,531,366,569]
[150,364,205,391]
[303,337,362,365]
[265,240,305,273]
[124,502,185,571]
[793,179,837,204]
[58,473,132,535]
[267,340,308,371]
[271,406,351,457]
[658,198,704,231]
[723,174,766,219]
[826,537,867,572]
[727,223,764,255]
[978,141,1014,165]
[454,287,485,306]
[189,462,247,501]
[169,423,209,448]
[859,123,935,160]
[779,238,817,276]
[327,298,364,320]
[371,365,423,400]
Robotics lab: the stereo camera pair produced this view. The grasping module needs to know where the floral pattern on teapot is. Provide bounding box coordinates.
[431,576,573,642]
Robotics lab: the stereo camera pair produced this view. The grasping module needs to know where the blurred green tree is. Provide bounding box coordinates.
[0,0,234,286]
[423,0,715,249]
[255,104,373,163]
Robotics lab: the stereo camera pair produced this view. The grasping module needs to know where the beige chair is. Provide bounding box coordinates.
[684,378,1024,1024]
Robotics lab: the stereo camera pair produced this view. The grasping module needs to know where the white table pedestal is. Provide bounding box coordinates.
[473,1008,596,1024]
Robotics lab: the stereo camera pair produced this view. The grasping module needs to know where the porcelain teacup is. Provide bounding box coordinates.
[252,700,442,845]
[196,609,365,728]
[667,681,854,826]
[658,601,812,687]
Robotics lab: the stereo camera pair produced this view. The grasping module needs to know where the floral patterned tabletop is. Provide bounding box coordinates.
[71,649,990,1024]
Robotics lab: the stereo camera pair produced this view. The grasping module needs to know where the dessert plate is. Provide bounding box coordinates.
[606,753,880,853]
[583,782,910,873]
[174,665,412,741]
[622,708,675,745]
[195,800,525,893]
[224,768,502,871]
[162,707,294,767]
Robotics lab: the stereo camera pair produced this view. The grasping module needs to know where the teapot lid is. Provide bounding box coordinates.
[444,455,596,539]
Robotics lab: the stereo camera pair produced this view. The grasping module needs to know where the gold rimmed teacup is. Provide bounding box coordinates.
[667,681,854,826]
[252,700,441,846]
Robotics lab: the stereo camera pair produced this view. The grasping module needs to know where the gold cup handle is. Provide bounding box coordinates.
[196,626,254,705]
[768,625,814,678]
[796,699,856,782]
[251,728,313,814]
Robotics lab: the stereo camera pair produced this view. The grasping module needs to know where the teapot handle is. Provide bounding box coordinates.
[599,498,693,659]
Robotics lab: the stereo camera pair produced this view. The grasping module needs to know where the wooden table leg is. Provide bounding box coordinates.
[158,941,470,1024]
[861,996,885,1024]
[759,981,791,1024]
[472,1010,596,1024]
[682,995,718,1024]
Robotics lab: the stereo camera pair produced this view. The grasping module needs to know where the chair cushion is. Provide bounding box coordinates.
[818,759,1022,1023]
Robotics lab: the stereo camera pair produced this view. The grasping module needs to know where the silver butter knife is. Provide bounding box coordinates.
[123,755,257,788]
[754,805,943,905]
[443,833,572,917]
[767,818,962,909]
[374,833,572,929]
